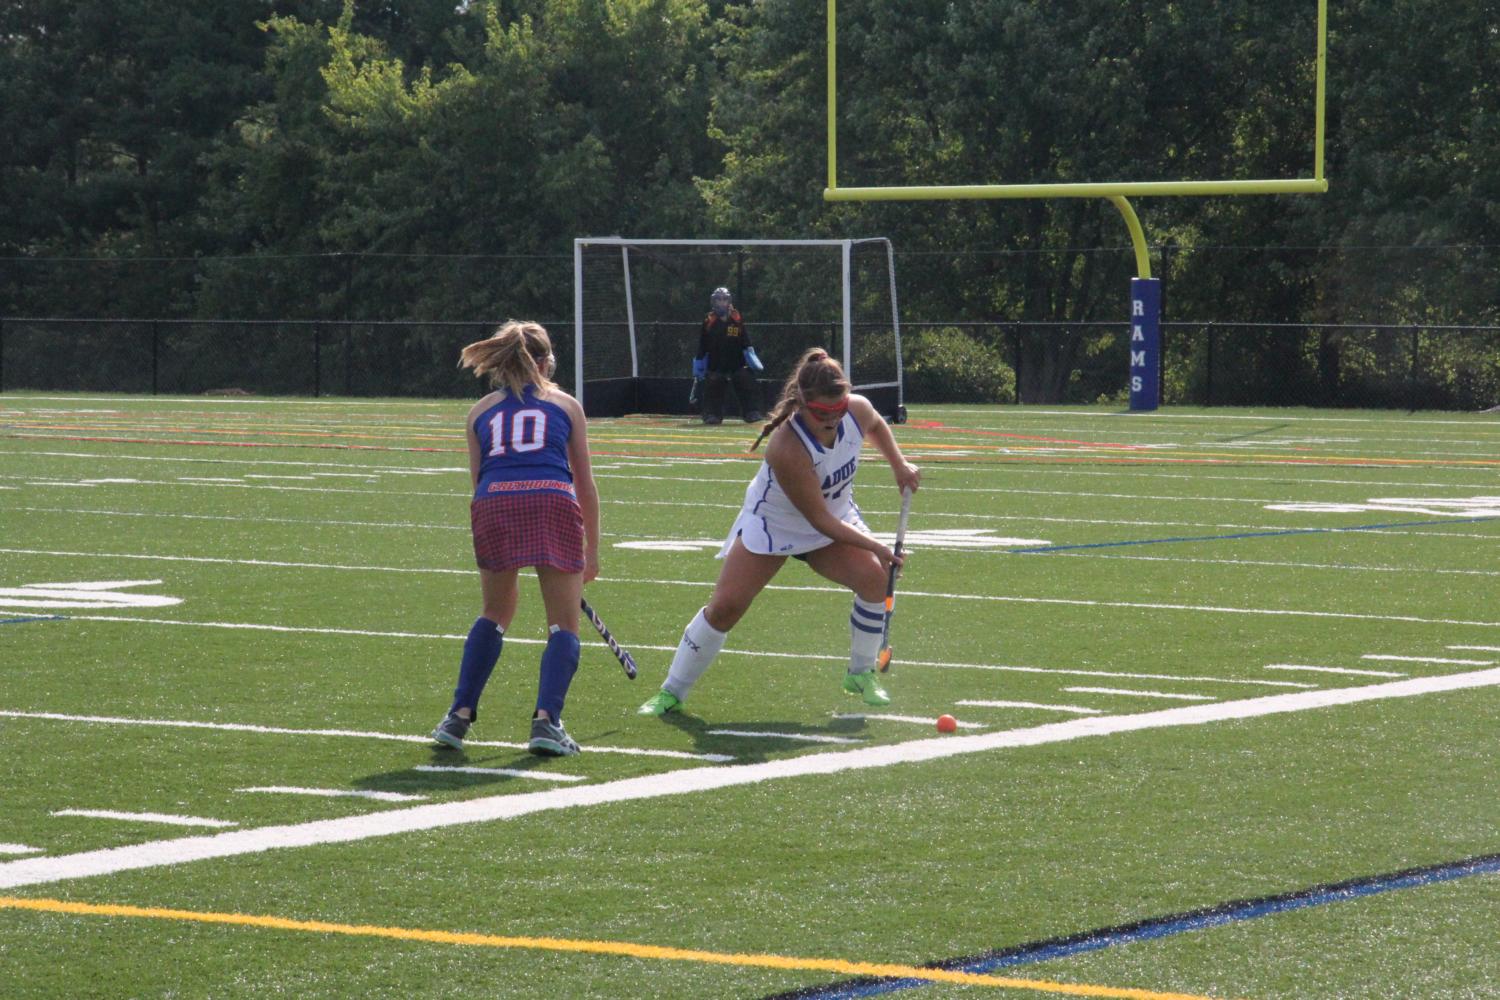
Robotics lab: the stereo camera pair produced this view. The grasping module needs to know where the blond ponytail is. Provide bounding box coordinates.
[459,320,556,398]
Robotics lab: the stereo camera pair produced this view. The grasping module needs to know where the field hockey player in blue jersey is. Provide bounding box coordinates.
[638,347,920,716]
[430,320,601,756]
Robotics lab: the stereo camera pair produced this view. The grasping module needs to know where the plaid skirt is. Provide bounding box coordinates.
[470,489,585,573]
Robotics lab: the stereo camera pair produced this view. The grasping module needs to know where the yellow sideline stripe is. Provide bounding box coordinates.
[0,896,1226,1000]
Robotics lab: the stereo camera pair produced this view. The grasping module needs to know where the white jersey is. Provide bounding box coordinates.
[720,410,869,557]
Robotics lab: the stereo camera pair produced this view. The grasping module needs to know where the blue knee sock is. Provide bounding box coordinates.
[535,626,580,721]
[450,617,504,717]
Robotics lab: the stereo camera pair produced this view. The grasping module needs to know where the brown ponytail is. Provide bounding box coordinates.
[458,320,556,398]
[749,347,851,451]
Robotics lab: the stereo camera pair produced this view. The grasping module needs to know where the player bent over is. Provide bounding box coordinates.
[638,347,920,716]
[430,321,601,756]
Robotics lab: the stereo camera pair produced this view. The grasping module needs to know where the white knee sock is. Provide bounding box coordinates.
[849,596,886,674]
[663,608,728,700]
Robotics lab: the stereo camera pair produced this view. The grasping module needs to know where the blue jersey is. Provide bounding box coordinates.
[472,387,575,501]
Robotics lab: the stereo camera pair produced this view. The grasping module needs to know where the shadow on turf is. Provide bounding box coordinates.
[650,709,869,764]
[351,746,565,795]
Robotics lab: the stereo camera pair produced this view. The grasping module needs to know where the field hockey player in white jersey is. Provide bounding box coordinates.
[638,347,920,716]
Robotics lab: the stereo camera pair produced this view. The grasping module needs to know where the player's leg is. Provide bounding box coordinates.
[731,367,763,422]
[640,538,785,714]
[701,372,727,424]
[433,568,519,748]
[528,563,584,755]
[803,542,891,705]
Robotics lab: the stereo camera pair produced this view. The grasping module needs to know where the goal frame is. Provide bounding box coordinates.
[572,236,904,418]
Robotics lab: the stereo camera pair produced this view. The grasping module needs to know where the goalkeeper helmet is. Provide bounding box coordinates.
[710,287,732,316]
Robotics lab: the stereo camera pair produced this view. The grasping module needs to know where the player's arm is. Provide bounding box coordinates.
[737,313,764,370]
[765,427,897,567]
[850,394,920,495]
[465,398,488,489]
[560,394,601,583]
[694,324,711,376]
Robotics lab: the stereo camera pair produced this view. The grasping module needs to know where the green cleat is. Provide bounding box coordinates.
[637,690,683,716]
[843,670,891,706]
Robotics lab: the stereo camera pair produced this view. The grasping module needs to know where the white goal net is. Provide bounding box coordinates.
[572,237,904,419]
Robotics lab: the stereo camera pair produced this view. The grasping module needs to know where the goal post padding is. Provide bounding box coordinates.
[573,238,904,420]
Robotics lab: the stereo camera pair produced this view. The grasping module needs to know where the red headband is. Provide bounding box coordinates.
[803,395,849,419]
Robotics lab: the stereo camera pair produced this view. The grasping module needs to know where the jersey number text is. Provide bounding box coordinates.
[487,408,548,456]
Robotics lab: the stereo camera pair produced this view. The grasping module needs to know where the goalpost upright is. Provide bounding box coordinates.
[821,0,1329,409]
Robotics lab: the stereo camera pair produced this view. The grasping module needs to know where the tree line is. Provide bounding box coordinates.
[3,0,1496,403]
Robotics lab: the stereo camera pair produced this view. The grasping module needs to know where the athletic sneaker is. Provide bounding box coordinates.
[527,715,580,757]
[431,712,471,750]
[744,410,764,423]
[636,690,683,716]
[702,413,723,425]
[842,670,891,706]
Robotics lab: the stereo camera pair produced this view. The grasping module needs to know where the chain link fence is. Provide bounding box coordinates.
[4,315,1498,411]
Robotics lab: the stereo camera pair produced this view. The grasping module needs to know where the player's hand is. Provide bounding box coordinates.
[583,550,600,584]
[894,462,921,494]
[873,542,902,571]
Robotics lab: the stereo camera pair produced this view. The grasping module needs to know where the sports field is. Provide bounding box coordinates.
[1,393,1498,999]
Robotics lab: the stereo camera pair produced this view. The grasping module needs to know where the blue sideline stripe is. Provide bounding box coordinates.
[0,615,67,626]
[764,852,1500,1000]
[1010,515,1500,554]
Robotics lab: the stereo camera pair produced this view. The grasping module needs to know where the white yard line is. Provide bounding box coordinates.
[1265,664,1405,678]
[236,787,428,803]
[1064,687,1215,702]
[0,443,1435,500]
[50,809,236,829]
[1049,552,1500,576]
[956,699,1103,715]
[0,547,470,576]
[14,491,1499,540]
[0,845,44,856]
[1449,645,1500,652]
[413,765,585,783]
[11,506,468,533]
[0,711,732,763]
[25,615,1319,689]
[707,730,865,745]
[832,712,986,730]
[600,578,1500,631]
[1361,655,1494,666]
[5,668,1498,890]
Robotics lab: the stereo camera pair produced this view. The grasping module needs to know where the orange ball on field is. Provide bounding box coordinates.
[936,714,957,733]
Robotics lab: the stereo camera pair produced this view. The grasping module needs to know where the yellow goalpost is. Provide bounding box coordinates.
[821,0,1329,406]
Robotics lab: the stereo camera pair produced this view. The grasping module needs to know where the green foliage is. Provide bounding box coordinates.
[3,0,1499,408]
[899,326,1016,404]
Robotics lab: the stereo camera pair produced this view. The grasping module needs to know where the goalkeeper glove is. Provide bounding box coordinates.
[742,346,764,371]
[692,355,708,379]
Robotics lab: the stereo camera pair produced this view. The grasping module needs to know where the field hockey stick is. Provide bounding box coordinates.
[580,598,638,679]
[877,487,913,672]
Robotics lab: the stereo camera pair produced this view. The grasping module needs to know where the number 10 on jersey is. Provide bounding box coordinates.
[487,407,548,456]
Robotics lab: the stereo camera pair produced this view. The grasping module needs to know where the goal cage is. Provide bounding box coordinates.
[572,237,905,421]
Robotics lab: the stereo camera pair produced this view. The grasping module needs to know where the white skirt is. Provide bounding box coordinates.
[718,504,870,558]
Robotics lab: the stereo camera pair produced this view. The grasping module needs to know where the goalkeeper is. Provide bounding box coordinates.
[693,286,764,425]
